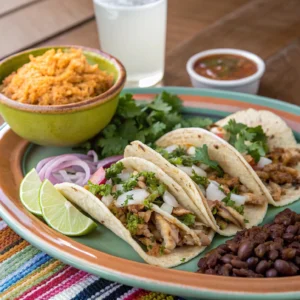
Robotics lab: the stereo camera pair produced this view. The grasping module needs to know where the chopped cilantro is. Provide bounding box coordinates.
[122,175,138,192]
[190,170,209,187]
[112,190,123,199]
[123,194,134,206]
[224,119,268,162]
[87,181,112,196]
[105,162,124,184]
[126,213,144,235]
[143,198,153,210]
[178,213,196,226]
[76,92,213,157]
[147,245,153,250]
[159,245,165,255]
[180,258,186,262]
[222,193,245,215]
[211,206,218,215]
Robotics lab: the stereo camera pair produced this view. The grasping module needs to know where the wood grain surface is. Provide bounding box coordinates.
[0,0,299,129]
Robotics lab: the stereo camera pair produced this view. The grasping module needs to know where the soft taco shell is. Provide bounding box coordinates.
[215,109,297,149]
[125,142,213,229]
[152,128,268,236]
[55,157,214,268]
[216,109,300,206]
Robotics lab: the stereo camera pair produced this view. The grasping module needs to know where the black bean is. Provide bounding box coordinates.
[269,242,282,252]
[281,248,296,260]
[266,268,278,277]
[289,242,300,249]
[255,244,267,258]
[205,269,217,275]
[218,244,230,252]
[232,268,257,277]
[286,225,298,234]
[218,264,232,276]
[283,232,295,242]
[247,257,259,269]
[269,250,279,261]
[231,259,248,269]
[226,241,239,254]
[288,262,299,274]
[220,254,233,264]
[274,259,297,276]
[255,260,270,274]
[197,258,207,269]
[294,256,300,265]
[206,252,220,268]
[238,241,254,261]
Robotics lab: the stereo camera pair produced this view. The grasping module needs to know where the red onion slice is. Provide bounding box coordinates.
[97,155,123,168]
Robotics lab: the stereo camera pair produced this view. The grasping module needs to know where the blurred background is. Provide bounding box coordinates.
[0,0,300,105]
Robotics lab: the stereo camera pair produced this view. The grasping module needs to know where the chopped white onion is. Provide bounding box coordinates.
[160,203,173,214]
[257,156,272,169]
[176,165,193,176]
[163,190,179,207]
[198,184,206,196]
[230,193,247,205]
[200,163,209,170]
[165,145,178,153]
[187,146,196,156]
[192,165,207,177]
[117,171,131,181]
[115,184,124,192]
[206,181,226,202]
[116,189,149,207]
[101,195,114,207]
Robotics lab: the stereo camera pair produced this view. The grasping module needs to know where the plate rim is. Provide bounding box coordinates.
[1,87,300,300]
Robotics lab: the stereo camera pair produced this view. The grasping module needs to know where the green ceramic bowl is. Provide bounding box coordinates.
[0,46,126,146]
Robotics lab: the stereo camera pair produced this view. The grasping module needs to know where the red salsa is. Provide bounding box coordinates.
[193,54,257,80]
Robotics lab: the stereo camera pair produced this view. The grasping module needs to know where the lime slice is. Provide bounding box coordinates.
[39,180,97,236]
[20,168,42,216]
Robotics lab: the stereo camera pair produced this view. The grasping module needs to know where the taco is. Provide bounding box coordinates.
[125,129,268,236]
[56,157,214,268]
[212,109,300,207]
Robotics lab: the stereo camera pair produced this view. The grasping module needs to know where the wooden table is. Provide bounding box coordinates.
[0,0,300,127]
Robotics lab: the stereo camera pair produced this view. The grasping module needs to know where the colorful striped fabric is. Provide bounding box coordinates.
[0,219,184,300]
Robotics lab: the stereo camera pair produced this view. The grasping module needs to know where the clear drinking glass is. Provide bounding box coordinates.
[93,0,167,87]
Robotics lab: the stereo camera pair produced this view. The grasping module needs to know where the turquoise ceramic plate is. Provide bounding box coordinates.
[0,87,299,300]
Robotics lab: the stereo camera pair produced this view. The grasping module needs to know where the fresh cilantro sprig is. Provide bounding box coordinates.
[224,119,268,162]
[77,92,213,157]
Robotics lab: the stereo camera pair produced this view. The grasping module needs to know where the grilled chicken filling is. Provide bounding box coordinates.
[156,145,266,230]
[87,161,210,257]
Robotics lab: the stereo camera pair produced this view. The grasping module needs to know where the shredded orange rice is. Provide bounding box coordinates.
[0,48,114,105]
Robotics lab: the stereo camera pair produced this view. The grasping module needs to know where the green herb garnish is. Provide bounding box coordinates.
[222,193,244,215]
[190,170,209,187]
[76,92,213,157]
[159,245,165,255]
[105,162,124,184]
[224,119,268,162]
[178,213,196,226]
[180,258,186,262]
[126,213,144,235]
[87,181,112,196]
[123,194,134,206]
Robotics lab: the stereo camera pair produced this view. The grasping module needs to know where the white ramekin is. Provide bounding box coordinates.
[186,48,265,94]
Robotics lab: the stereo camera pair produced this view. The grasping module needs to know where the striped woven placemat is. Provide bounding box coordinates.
[0,218,185,300]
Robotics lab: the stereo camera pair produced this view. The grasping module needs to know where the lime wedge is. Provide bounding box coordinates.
[39,180,97,236]
[20,168,42,216]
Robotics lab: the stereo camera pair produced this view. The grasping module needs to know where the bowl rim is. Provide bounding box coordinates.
[186,48,265,87]
[0,45,126,113]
